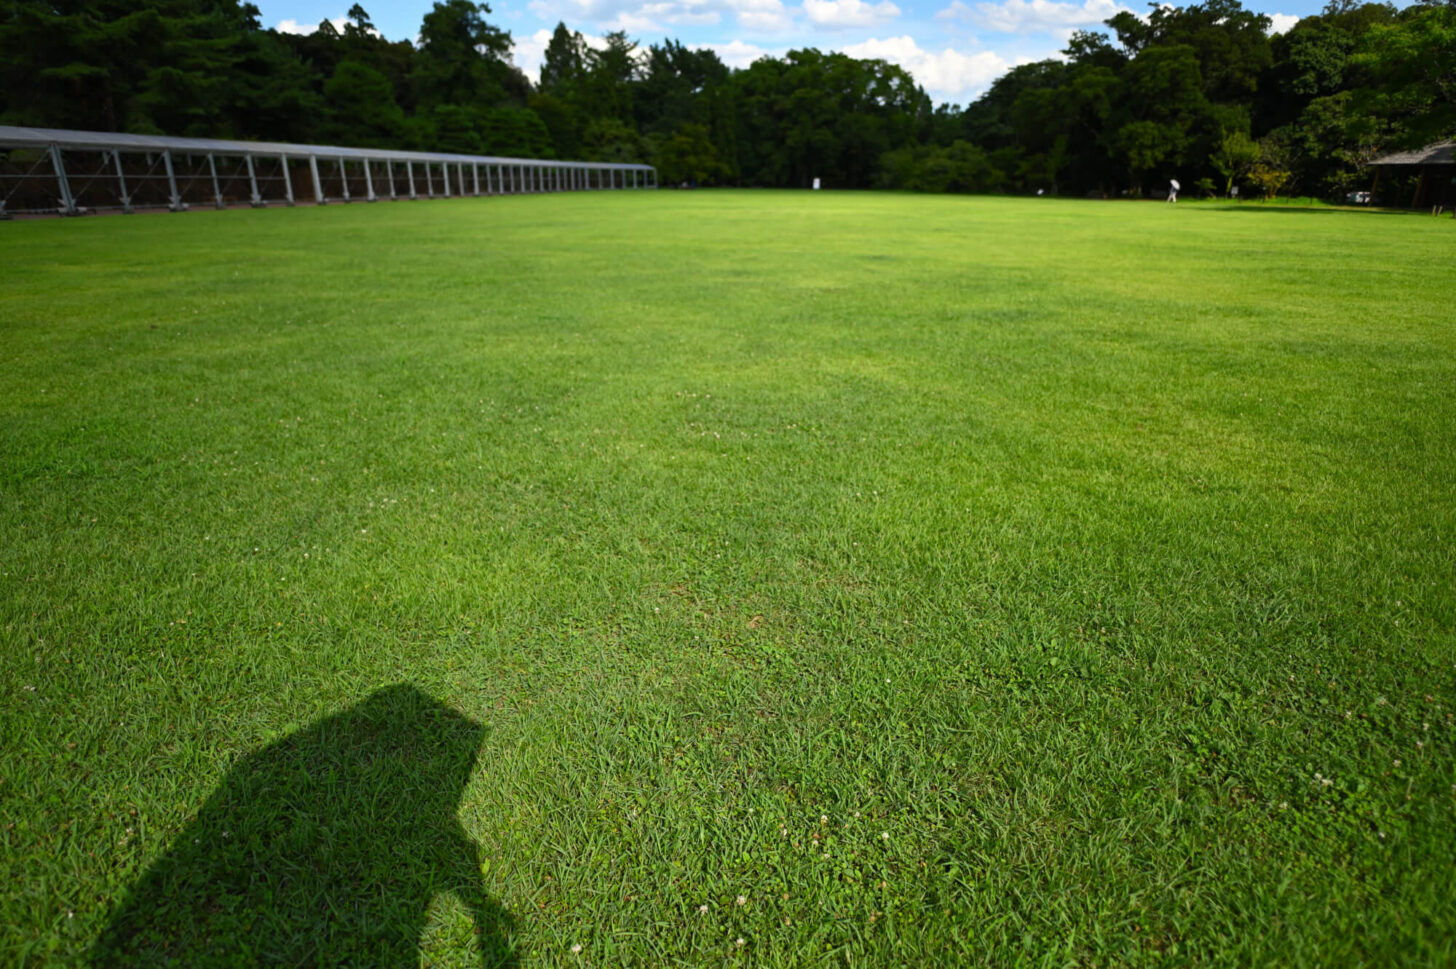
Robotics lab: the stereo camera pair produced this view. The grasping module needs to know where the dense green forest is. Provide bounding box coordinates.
[1,0,1452,197]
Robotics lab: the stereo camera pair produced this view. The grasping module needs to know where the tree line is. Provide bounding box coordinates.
[1,0,1452,199]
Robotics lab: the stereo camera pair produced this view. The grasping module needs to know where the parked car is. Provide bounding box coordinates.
[1345,190,1372,204]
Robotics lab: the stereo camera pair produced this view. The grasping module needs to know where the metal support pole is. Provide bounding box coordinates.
[387,160,397,199]
[113,149,133,213]
[442,163,450,198]
[309,155,326,204]
[364,159,376,201]
[49,144,78,215]
[281,154,295,206]
[426,163,435,197]
[162,150,184,211]
[407,161,417,199]
[337,159,350,202]
[473,163,480,196]
[207,153,225,208]
[245,154,263,207]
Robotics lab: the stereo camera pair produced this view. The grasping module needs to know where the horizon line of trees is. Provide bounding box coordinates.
[1,0,1452,200]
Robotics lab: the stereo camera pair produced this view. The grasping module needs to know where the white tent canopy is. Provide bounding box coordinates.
[0,124,657,217]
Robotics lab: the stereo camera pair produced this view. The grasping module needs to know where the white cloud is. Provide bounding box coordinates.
[275,15,350,35]
[694,39,787,68]
[803,0,901,28]
[842,35,1010,99]
[608,9,667,29]
[733,0,795,31]
[937,0,1129,33]
[1267,12,1299,34]
[527,0,792,32]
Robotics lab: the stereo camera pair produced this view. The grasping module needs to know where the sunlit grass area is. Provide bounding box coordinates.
[2,191,1453,966]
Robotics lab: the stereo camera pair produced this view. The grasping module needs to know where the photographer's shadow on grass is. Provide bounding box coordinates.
[91,684,515,967]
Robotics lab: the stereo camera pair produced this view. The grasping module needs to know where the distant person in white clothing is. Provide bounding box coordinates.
[1167,178,1180,203]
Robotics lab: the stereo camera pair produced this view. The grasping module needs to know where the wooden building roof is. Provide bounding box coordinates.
[1369,141,1455,166]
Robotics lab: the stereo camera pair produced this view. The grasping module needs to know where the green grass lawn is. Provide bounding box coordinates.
[2,191,1453,966]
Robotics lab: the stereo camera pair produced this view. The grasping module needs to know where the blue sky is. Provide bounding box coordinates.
[259,0,1328,104]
